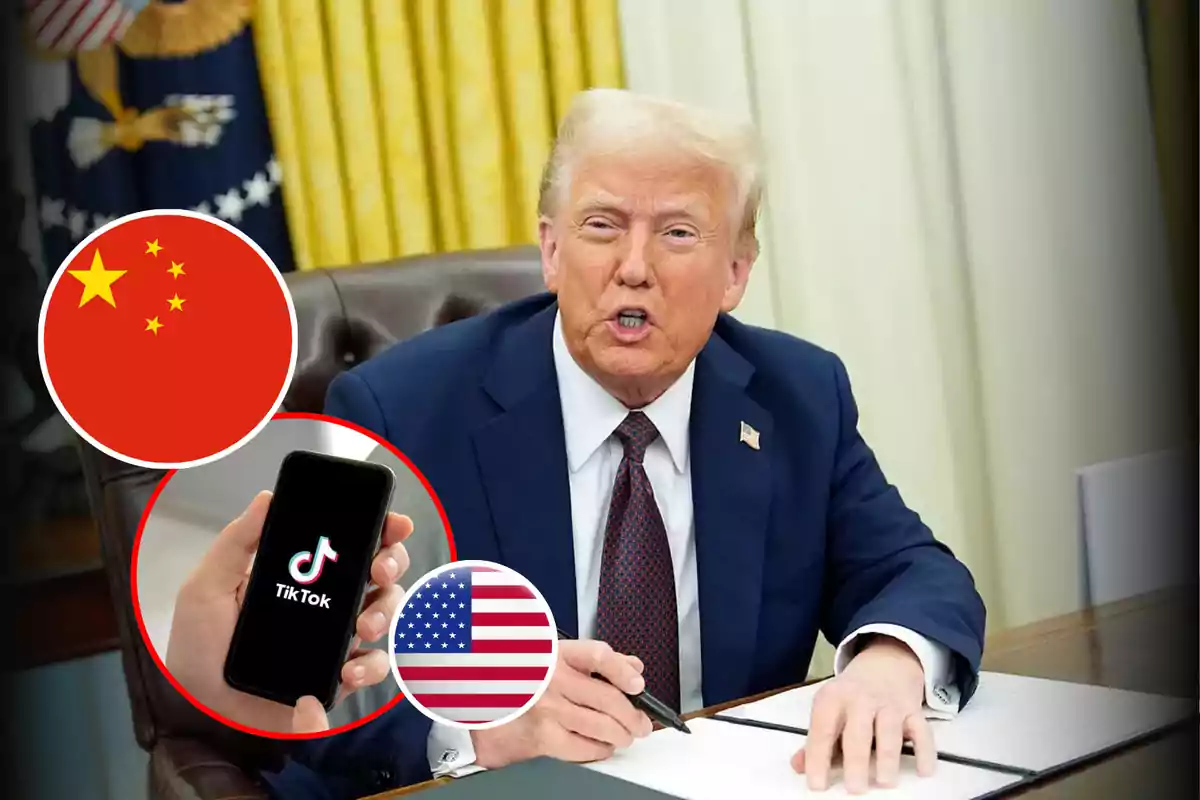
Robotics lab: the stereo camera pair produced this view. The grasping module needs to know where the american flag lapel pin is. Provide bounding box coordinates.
[739,420,761,450]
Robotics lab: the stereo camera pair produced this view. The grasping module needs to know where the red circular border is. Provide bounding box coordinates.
[128,411,457,740]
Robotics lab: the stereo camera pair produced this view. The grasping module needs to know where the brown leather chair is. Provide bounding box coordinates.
[79,245,545,800]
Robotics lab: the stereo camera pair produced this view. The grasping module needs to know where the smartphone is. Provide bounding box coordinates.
[223,449,396,711]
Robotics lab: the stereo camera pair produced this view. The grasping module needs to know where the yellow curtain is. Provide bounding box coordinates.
[252,0,625,271]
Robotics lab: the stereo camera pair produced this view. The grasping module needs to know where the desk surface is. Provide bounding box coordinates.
[369,589,1197,798]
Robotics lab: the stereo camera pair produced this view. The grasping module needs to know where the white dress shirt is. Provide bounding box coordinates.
[427,312,959,777]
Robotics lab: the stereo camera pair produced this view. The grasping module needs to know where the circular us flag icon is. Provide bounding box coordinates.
[38,210,297,468]
[389,560,558,730]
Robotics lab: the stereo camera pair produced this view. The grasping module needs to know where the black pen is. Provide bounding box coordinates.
[555,627,692,734]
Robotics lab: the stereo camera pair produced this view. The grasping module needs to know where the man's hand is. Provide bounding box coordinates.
[469,640,654,767]
[793,637,936,794]
[164,490,413,734]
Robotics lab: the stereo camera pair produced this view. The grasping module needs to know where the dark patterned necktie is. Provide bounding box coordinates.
[594,411,681,712]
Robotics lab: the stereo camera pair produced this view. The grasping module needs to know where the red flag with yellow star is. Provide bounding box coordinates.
[39,210,296,467]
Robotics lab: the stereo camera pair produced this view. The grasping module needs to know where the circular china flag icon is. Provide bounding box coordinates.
[389,560,559,730]
[39,209,297,468]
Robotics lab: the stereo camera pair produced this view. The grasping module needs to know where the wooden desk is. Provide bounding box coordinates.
[368,590,1197,798]
[978,589,1196,798]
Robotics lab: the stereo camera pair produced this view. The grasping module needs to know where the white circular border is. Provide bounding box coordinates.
[37,208,299,470]
[388,559,559,731]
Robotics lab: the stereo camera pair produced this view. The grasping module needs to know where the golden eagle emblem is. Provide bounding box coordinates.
[25,0,253,166]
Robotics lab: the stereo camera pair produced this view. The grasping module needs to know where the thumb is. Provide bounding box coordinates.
[561,640,645,694]
[190,491,272,595]
[292,696,330,734]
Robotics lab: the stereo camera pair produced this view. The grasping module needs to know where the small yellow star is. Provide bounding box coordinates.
[145,316,164,335]
[167,294,186,311]
[68,249,126,307]
[145,239,163,257]
[168,261,186,278]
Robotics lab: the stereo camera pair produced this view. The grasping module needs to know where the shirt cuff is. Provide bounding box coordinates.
[833,623,960,720]
[427,722,486,778]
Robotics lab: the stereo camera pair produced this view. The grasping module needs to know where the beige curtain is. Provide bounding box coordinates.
[1140,0,1197,435]
[620,0,1190,676]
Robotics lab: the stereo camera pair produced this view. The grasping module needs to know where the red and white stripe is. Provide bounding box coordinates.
[26,0,137,54]
[396,567,556,725]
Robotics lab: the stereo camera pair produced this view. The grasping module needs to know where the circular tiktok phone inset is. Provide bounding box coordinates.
[388,560,559,730]
[130,412,456,739]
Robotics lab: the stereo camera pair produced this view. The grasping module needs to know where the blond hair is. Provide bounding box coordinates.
[537,89,763,242]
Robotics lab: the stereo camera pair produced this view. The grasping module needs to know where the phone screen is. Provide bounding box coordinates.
[223,450,395,710]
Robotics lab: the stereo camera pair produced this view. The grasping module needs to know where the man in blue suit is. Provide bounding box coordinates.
[274,88,985,797]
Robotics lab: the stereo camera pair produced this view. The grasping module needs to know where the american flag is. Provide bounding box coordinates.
[392,564,557,726]
[25,0,149,54]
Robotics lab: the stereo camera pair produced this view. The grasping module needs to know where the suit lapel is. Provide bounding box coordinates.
[472,302,580,634]
[691,330,774,703]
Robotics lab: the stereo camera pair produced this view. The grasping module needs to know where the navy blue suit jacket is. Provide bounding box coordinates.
[264,294,985,798]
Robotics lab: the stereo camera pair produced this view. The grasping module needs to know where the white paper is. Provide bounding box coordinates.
[584,718,1021,799]
[725,671,1194,773]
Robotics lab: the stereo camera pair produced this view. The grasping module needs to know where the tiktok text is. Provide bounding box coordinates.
[275,583,331,608]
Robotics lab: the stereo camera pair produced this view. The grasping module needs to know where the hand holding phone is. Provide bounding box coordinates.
[164,453,411,735]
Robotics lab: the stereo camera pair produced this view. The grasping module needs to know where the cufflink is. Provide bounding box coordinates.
[439,749,460,765]
[933,685,951,705]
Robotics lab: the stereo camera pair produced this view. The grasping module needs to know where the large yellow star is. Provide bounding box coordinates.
[68,250,126,308]
[167,294,186,311]
[168,261,186,278]
[146,239,163,257]
[145,317,164,335]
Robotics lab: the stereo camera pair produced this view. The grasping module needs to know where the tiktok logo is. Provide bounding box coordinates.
[288,536,338,585]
